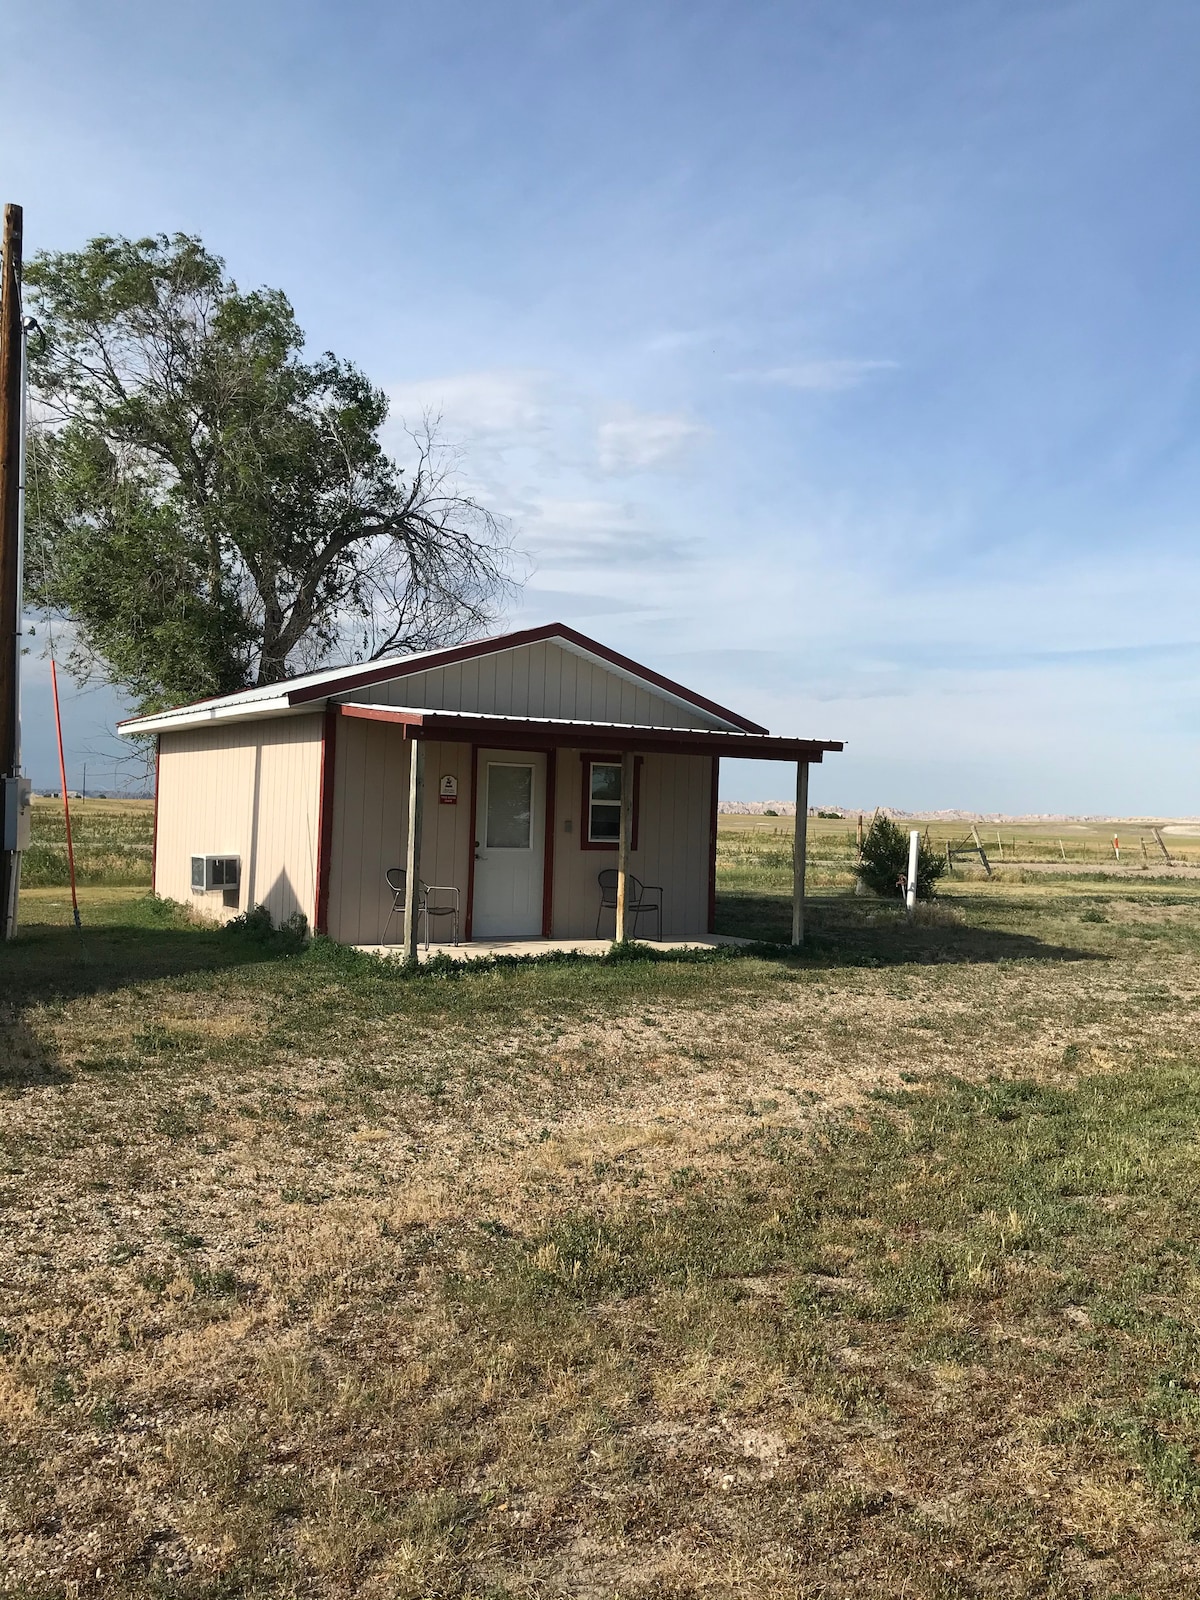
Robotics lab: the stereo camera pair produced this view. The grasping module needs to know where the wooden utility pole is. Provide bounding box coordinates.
[615,751,635,941]
[402,739,426,962]
[0,203,24,939]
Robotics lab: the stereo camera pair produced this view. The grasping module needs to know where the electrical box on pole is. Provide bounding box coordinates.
[2,774,30,850]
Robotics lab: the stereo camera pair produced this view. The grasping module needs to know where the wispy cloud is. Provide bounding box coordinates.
[386,369,556,441]
[525,496,691,569]
[727,360,898,391]
[643,327,723,354]
[597,410,708,473]
[512,587,655,622]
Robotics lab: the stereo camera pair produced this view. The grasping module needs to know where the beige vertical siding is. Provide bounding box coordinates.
[342,639,730,730]
[550,748,713,940]
[155,714,325,925]
[157,707,714,947]
[324,722,473,946]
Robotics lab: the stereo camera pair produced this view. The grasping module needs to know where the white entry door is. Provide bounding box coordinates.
[472,751,546,937]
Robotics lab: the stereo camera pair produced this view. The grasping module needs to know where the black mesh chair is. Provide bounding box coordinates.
[595,868,662,940]
[384,867,460,948]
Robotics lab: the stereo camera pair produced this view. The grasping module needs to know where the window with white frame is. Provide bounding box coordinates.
[587,760,622,843]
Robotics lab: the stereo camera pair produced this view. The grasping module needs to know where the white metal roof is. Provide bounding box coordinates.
[338,705,735,735]
[117,624,757,737]
[116,642,456,736]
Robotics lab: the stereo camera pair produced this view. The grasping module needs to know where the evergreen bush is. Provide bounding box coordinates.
[858,815,946,900]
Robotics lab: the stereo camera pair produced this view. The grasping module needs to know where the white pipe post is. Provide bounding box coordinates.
[905,829,919,916]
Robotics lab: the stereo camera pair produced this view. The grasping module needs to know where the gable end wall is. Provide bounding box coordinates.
[340,639,729,730]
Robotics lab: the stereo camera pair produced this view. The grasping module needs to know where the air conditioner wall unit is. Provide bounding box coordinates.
[191,854,240,893]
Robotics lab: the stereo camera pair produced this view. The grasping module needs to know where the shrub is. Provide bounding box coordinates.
[221,904,308,953]
[858,815,946,901]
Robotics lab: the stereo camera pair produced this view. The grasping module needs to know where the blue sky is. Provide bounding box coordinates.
[5,0,1199,810]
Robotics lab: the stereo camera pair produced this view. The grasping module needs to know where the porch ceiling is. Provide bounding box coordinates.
[335,702,843,761]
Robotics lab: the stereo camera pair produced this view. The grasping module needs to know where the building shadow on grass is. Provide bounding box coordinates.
[717,892,1101,968]
[1,915,292,1092]
[3,889,1101,1093]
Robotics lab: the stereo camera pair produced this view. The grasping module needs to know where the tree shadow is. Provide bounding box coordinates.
[1,915,294,1093]
[1,1007,71,1089]
[717,891,1102,968]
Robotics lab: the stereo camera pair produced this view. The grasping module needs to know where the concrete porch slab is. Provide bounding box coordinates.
[354,934,751,962]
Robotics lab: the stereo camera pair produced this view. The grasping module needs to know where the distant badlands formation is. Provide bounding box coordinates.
[718,802,1200,825]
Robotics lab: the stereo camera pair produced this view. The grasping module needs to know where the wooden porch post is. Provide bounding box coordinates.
[792,760,809,945]
[402,738,425,963]
[615,749,634,941]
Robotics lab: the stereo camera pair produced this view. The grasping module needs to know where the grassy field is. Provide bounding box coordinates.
[21,798,1200,894]
[4,825,1200,1595]
[22,798,155,887]
[722,812,1200,877]
[718,812,1200,943]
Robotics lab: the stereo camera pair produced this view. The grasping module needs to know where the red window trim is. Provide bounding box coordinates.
[579,751,641,851]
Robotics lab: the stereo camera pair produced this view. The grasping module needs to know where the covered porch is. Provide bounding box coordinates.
[356,933,752,961]
[330,702,842,960]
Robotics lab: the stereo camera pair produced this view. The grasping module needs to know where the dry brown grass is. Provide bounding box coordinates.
[3,882,1200,1596]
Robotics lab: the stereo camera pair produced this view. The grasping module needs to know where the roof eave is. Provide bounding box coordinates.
[336,703,842,760]
[117,697,301,737]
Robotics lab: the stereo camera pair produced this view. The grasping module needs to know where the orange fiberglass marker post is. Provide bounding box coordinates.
[50,658,80,928]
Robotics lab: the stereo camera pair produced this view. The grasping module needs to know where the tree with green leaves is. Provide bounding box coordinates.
[24,234,514,713]
[858,813,946,900]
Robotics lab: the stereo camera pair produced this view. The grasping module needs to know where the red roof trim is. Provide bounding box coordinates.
[337,704,423,728]
[287,622,769,734]
[335,703,841,761]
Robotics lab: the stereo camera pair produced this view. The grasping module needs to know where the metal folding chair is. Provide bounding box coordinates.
[595,868,662,940]
[419,883,460,948]
[383,868,460,948]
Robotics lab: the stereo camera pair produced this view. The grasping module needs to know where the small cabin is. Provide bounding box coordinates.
[120,623,842,952]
